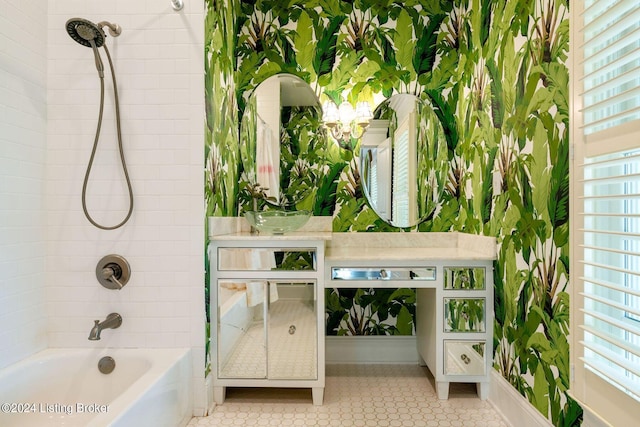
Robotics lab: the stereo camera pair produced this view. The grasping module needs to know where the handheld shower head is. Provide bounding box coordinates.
[66,18,106,48]
[65,17,133,230]
[65,18,115,78]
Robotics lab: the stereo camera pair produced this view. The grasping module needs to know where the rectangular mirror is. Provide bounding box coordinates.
[217,280,267,379]
[443,298,486,332]
[443,267,486,290]
[217,248,316,271]
[268,281,317,380]
[444,341,486,376]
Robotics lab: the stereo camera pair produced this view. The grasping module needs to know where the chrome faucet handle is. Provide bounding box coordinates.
[101,267,124,289]
[96,256,130,290]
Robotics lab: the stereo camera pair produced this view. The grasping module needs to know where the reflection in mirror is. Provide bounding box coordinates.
[216,279,317,380]
[268,281,317,380]
[217,279,267,379]
[444,298,486,332]
[360,94,448,228]
[216,248,318,379]
[240,74,325,209]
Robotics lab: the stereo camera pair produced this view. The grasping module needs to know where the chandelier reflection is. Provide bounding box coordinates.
[322,100,373,149]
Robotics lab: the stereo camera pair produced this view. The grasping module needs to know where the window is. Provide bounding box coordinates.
[581,149,640,399]
[391,111,417,227]
[581,0,640,136]
[571,0,640,424]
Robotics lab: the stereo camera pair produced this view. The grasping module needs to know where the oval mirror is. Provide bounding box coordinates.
[360,93,448,228]
[240,74,325,209]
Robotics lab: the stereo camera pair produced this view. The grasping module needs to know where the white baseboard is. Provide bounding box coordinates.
[202,373,216,416]
[325,336,419,364]
[488,370,552,427]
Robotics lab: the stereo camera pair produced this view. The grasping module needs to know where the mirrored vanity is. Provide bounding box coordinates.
[209,218,331,406]
[209,219,496,405]
[211,77,496,405]
[324,233,495,400]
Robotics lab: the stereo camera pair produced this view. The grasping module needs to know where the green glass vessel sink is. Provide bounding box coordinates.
[244,210,311,234]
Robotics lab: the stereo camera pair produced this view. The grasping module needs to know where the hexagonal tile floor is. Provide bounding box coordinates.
[188,364,508,426]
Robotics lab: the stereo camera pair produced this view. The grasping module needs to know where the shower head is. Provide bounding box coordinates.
[66,18,106,48]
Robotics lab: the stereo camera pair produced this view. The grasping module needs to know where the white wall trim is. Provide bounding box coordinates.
[581,404,613,427]
[488,370,552,427]
[325,336,419,364]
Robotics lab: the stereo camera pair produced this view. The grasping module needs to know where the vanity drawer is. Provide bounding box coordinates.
[443,341,486,376]
[217,247,316,271]
[331,267,436,281]
[443,267,485,290]
[443,298,485,332]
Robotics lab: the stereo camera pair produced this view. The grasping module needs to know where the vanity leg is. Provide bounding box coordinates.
[312,387,324,406]
[476,381,489,400]
[436,381,450,400]
[213,386,226,405]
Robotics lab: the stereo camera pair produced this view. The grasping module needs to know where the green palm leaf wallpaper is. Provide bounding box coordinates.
[205,0,579,425]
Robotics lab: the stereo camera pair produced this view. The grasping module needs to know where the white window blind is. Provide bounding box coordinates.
[572,0,640,423]
[392,128,410,226]
[370,153,378,206]
[581,149,640,399]
[581,0,640,135]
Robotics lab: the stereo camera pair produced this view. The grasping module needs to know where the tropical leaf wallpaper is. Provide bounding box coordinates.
[205,0,579,425]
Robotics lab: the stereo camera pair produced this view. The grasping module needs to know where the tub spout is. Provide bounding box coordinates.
[88,313,122,340]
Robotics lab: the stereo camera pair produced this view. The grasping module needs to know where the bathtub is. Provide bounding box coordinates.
[0,348,192,427]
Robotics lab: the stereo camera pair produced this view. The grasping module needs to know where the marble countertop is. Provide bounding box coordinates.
[325,232,496,261]
[325,246,495,261]
[212,231,333,241]
[208,218,496,260]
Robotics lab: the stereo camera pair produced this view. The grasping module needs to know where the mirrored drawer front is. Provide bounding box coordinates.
[444,298,485,332]
[218,248,316,271]
[443,267,485,290]
[331,267,436,281]
[444,341,486,376]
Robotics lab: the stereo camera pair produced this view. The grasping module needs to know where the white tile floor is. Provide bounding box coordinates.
[188,364,508,426]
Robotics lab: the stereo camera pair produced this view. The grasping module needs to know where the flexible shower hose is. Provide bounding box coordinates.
[82,42,133,230]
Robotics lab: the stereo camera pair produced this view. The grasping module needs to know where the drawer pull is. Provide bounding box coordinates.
[461,354,471,365]
[289,325,296,335]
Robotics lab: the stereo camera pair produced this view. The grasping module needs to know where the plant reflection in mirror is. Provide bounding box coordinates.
[238,181,277,213]
[326,288,416,336]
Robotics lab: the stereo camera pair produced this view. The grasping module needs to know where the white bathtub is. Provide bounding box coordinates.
[0,348,192,427]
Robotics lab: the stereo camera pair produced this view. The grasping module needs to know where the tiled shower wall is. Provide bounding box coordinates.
[46,0,206,414]
[0,0,49,370]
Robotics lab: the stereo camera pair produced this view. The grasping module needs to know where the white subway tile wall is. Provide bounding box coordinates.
[0,0,49,370]
[45,0,206,414]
